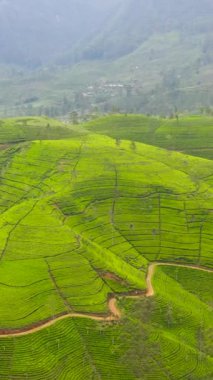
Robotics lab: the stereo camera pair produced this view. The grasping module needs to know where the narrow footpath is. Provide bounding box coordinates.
[0,262,212,338]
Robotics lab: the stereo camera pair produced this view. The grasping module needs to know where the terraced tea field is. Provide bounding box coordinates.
[0,116,212,379]
[86,115,213,160]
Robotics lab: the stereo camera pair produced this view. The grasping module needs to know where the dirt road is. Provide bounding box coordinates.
[0,262,212,338]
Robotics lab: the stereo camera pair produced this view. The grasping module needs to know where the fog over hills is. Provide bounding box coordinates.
[0,0,212,66]
[0,0,120,65]
[80,0,213,61]
[0,0,212,115]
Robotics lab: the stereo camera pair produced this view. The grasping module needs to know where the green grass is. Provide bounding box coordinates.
[0,115,212,378]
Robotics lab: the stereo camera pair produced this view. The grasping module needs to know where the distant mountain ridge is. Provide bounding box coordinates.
[77,0,213,61]
[0,0,120,66]
[0,0,212,115]
[1,0,212,66]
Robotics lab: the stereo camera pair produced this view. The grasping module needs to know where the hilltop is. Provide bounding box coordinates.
[0,116,87,143]
[85,114,213,160]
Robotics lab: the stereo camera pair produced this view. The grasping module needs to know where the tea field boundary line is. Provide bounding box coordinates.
[45,259,73,312]
[0,200,39,261]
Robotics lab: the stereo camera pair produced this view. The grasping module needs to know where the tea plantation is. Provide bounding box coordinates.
[85,115,213,160]
[0,115,212,379]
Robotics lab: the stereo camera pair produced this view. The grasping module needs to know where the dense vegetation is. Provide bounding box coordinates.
[0,114,212,378]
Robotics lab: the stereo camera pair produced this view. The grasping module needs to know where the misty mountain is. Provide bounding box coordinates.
[79,0,213,61]
[0,0,120,66]
[0,0,212,67]
[0,0,212,115]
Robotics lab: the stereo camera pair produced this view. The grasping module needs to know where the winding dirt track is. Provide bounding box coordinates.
[0,262,212,338]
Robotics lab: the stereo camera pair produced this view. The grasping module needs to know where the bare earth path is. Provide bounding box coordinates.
[146,262,213,297]
[0,262,212,338]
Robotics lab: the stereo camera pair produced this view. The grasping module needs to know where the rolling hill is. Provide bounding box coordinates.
[0,115,212,378]
[85,114,213,160]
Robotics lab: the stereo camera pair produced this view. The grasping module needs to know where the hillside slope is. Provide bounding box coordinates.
[85,114,213,160]
[0,0,120,66]
[79,0,213,61]
[0,117,212,378]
